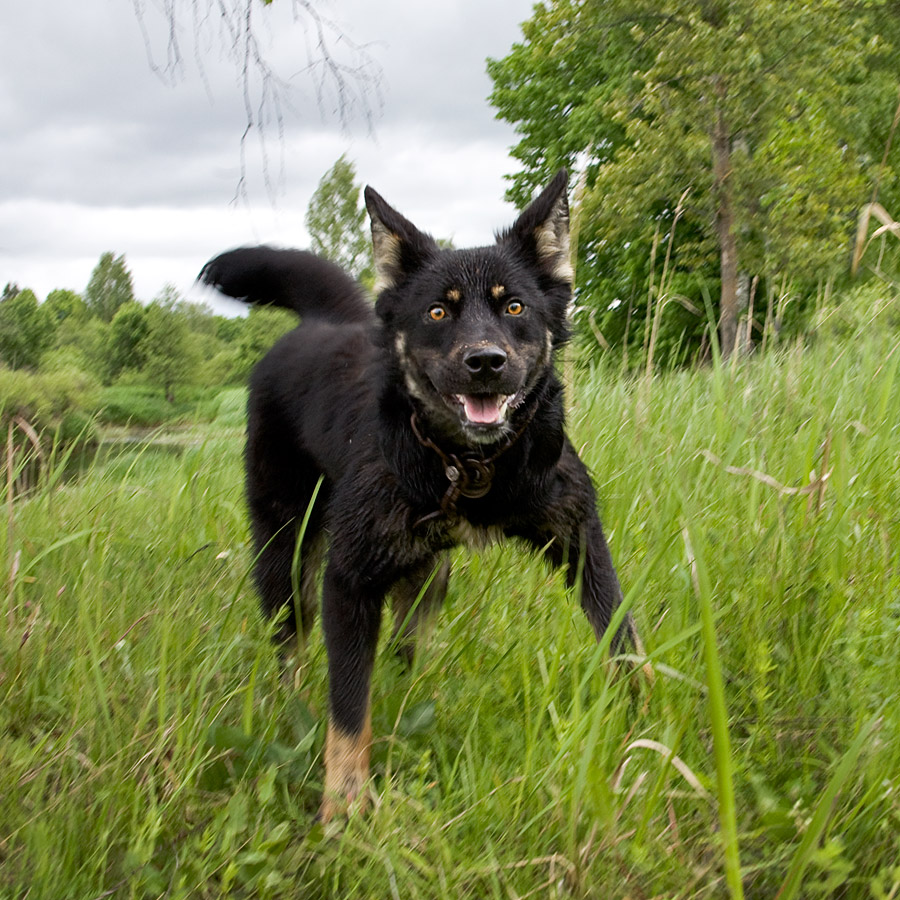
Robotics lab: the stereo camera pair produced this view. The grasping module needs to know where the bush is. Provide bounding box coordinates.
[95,385,169,427]
[0,365,99,431]
[0,367,100,484]
[812,280,900,343]
[196,346,243,387]
[95,384,228,427]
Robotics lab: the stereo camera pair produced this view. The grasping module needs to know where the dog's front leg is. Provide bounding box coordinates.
[574,512,640,652]
[519,448,639,652]
[319,564,383,822]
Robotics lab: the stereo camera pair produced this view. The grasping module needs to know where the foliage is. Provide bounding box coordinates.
[0,365,100,459]
[3,328,900,897]
[235,306,295,379]
[51,315,112,380]
[106,301,149,381]
[0,287,55,369]
[140,286,199,403]
[84,252,136,323]
[1,251,295,402]
[305,155,373,286]
[95,384,221,427]
[489,0,900,364]
[0,365,97,425]
[43,289,87,325]
[812,278,900,342]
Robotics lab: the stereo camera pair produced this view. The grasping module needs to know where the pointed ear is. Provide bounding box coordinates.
[364,187,439,293]
[499,170,573,285]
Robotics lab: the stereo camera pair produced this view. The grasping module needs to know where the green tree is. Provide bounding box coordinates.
[487,0,634,208]
[489,0,899,360]
[85,252,136,323]
[306,155,374,285]
[214,315,244,344]
[141,286,197,403]
[0,288,55,369]
[44,289,88,325]
[235,306,294,378]
[52,316,111,382]
[107,302,149,381]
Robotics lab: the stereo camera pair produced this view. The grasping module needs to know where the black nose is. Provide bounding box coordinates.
[463,345,508,375]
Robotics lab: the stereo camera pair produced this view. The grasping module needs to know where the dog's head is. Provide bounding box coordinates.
[365,172,572,446]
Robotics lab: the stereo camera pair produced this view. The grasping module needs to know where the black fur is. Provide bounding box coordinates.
[200,171,635,815]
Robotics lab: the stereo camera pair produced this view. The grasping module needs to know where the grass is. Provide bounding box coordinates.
[2,330,900,899]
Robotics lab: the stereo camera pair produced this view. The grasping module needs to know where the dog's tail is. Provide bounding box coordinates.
[198,246,374,325]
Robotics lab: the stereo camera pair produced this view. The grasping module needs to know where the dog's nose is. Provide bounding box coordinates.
[463,345,508,375]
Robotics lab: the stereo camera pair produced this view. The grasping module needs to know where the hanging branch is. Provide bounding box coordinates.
[130,0,383,201]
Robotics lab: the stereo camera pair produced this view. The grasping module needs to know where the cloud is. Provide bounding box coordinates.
[0,0,533,303]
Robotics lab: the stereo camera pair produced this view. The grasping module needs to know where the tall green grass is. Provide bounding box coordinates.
[2,332,899,898]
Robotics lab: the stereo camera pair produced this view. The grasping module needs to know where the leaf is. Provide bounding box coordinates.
[398,700,436,736]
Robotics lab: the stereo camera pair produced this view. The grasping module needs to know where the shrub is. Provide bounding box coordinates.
[0,365,99,431]
[812,280,900,343]
[96,385,184,427]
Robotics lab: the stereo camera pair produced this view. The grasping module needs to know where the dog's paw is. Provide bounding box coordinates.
[319,718,372,823]
[316,781,371,825]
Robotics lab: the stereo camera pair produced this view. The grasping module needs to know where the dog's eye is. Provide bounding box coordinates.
[428,305,448,321]
[505,301,524,316]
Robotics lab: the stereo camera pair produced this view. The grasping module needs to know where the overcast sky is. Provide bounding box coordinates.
[0,0,535,310]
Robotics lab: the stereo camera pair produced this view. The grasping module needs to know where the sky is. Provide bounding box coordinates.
[0,0,535,312]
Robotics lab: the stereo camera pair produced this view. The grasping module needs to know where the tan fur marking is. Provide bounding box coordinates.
[372,223,402,294]
[450,521,503,549]
[534,193,574,284]
[491,284,506,299]
[319,711,372,822]
[446,287,461,302]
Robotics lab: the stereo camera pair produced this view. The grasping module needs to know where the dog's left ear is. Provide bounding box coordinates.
[364,187,439,294]
[499,170,573,286]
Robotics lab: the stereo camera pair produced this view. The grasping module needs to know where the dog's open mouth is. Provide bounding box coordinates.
[447,393,518,427]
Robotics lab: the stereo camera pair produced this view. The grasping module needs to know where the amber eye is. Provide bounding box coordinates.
[429,305,447,321]
[506,300,524,316]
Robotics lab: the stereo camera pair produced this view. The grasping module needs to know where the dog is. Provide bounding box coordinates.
[200,171,638,821]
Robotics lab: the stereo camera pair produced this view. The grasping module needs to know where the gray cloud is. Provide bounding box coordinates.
[0,0,533,301]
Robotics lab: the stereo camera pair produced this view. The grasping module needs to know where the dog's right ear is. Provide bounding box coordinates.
[499,170,573,286]
[364,187,439,294]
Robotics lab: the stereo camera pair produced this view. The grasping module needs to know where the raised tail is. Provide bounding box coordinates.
[198,246,374,325]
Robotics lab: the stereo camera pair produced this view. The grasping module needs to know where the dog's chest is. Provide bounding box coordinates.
[445,518,504,550]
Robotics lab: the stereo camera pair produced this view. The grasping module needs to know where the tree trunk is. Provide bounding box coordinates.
[712,90,739,359]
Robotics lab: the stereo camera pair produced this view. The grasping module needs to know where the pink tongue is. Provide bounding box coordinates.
[462,395,502,424]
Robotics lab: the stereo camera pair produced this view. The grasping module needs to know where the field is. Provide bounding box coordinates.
[2,333,899,899]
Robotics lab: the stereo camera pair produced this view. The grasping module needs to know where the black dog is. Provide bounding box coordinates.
[200,171,637,821]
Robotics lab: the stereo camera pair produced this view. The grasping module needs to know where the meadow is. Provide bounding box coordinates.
[2,325,899,899]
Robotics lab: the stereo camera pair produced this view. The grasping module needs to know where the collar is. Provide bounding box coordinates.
[409,399,539,527]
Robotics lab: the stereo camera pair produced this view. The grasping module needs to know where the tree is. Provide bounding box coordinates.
[44,289,87,325]
[84,253,136,323]
[48,312,110,380]
[0,288,55,369]
[235,306,295,379]
[489,0,899,360]
[106,302,149,381]
[487,0,634,208]
[141,286,198,403]
[306,155,374,285]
